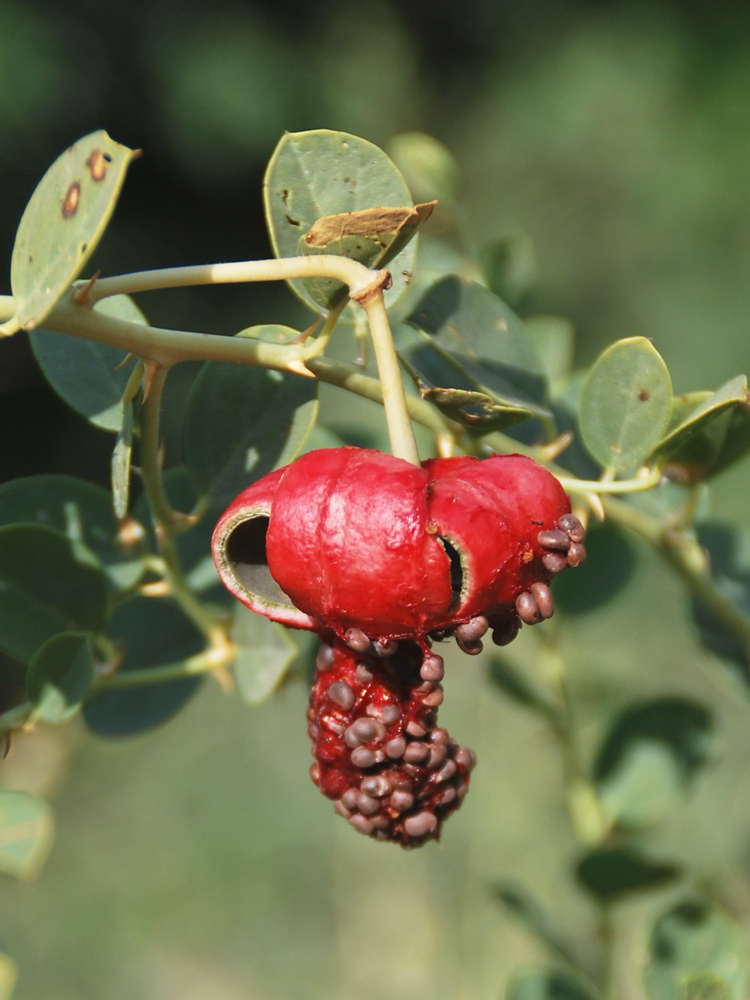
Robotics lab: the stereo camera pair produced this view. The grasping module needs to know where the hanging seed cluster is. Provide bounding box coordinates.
[213,447,586,847]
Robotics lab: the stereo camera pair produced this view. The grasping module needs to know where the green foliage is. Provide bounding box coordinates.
[507,969,601,1000]
[576,846,680,902]
[0,791,54,880]
[26,632,94,724]
[231,606,299,705]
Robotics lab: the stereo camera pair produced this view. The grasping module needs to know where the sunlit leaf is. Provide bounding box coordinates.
[4,131,136,333]
[593,698,713,830]
[263,129,420,312]
[579,337,672,472]
[523,315,575,385]
[27,632,94,723]
[0,524,109,662]
[576,845,680,902]
[111,393,134,519]
[388,132,459,203]
[0,790,54,880]
[83,597,204,736]
[30,295,145,431]
[645,899,747,1000]
[184,327,319,509]
[231,606,298,705]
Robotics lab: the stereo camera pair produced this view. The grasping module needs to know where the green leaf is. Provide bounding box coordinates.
[553,524,637,615]
[0,474,147,590]
[231,606,298,705]
[480,233,537,310]
[708,393,750,477]
[184,328,318,509]
[263,129,419,312]
[405,276,549,420]
[579,337,672,472]
[0,524,109,662]
[30,295,145,431]
[27,631,94,723]
[111,392,135,519]
[3,131,136,333]
[523,316,575,385]
[488,658,561,719]
[576,846,680,903]
[0,952,18,1000]
[0,790,54,879]
[593,698,713,830]
[83,597,204,736]
[506,968,601,1000]
[652,376,747,483]
[493,882,579,967]
[388,132,459,203]
[690,522,750,682]
[645,899,747,1000]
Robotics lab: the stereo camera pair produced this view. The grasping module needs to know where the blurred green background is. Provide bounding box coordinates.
[2,0,750,997]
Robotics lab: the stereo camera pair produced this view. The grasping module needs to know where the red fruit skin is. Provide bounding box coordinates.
[266,448,453,639]
[308,637,474,847]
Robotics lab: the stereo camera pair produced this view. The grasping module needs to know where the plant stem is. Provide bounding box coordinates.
[359,291,420,464]
[84,255,383,305]
[93,644,235,690]
[603,494,750,647]
[0,702,33,738]
[138,364,227,651]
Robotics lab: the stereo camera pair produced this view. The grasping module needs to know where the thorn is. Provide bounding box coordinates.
[541,431,574,461]
[141,361,159,402]
[436,434,455,459]
[292,317,323,345]
[114,352,137,371]
[139,580,171,597]
[287,359,316,379]
[582,492,604,522]
[211,665,235,694]
[72,270,101,304]
[2,733,11,759]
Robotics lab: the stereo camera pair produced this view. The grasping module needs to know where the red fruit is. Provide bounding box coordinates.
[307,636,474,847]
[212,447,585,651]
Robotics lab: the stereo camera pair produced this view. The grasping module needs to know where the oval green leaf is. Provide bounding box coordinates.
[184,327,318,509]
[579,337,672,472]
[83,596,204,736]
[388,132,459,203]
[0,790,54,880]
[0,474,147,590]
[231,605,298,705]
[263,129,419,312]
[524,315,575,385]
[576,845,680,903]
[593,698,713,830]
[30,295,145,431]
[5,131,136,333]
[645,899,747,1000]
[111,394,134,519]
[0,524,109,662]
[27,632,94,723]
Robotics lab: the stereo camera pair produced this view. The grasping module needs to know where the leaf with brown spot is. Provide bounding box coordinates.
[1,130,136,335]
[304,201,435,247]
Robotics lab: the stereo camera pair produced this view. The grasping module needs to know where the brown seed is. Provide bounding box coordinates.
[372,638,398,658]
[430,727,449,744]
[344,725,363,749]
[492,618,520,647]
[344,627,371,653]
[404,742,430,764]
[423,686,444,707]
[342,788,359,810]
[333,799,352,818]
[390,789,415,811]
[356,663,374,684]
[404,811,438,838]
[349,814,374,835]
[529,582,554,619]
[537,528,571,551]
[350,747,377,768]
[420,653,445,683]
[328,680,355,710]
[406,720,427,738]
[456,635,483,655]
[558,513,585,543]
[427,743,448,770]
[385,736,407,759]
[542,551,568,574]
[309,762,321,784]
[308,723,320,740]
[435,759,457,783]
[455,747,477,770]
[353,717,386,742]
[357,792,381,816]
[439,786,457,806]
[516,592,542,625]
[316,643,335,672]
[567,542,587,567]
[376,704,401,726]
[455,615,489,642]
[361,775,392,798]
